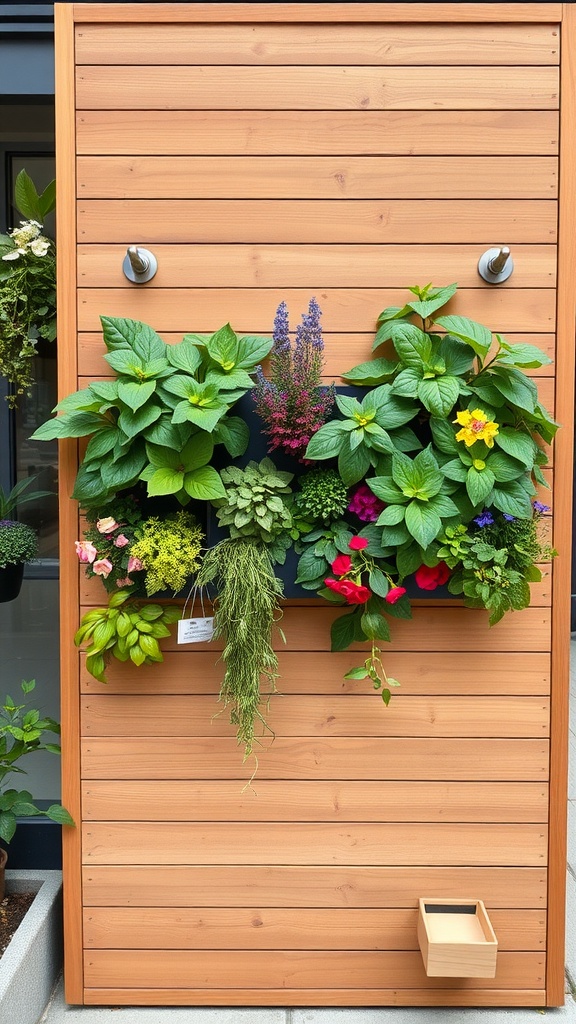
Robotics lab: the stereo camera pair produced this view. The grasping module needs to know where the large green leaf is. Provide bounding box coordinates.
[180,431,214,471]
[335,394,363,419]
[118,402,162,439]
[330,612,357,652]
[305,420,347,460]
[429,417,459,454]
[407,283,458,319]
[497,341,552,369]
[118,379,156,412]
[487,450,526,483]
[71,465,110,503]
[171,400,227,432]
[104,349,145,377]
[466,466,495,506]
[84,427,121,462]
[143,415,191,449]
[145,442,181,470]
[14,169,42,221]
[495,427,537,468]
[438,334,476,376]
[100,448,147,490]
[204,324,238,368]
[377,505,406,526]
[337,438,372,487]
[491,481,534,519]
[404,501,442,548]
[434,315,492,358]
[366,475,406,504]
[37,179,56,218]
[417,375,460,416]
[30,412,108,440]
[392,447,444,500]
[205,367,254,391]
[490,367,538,413]
[100,317,166,361]
[234,334,273,369]
[296,548,329,584]
[146,467,185,496]
[389,322,432,367]
[390,367,421,398]
[213,416,250,457]
[166,339,203,374]
[360,611,390,642]
[183,466,226,501]
[341,357,398,386]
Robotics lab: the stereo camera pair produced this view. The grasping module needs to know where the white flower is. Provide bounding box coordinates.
[1,249,24,261]
[29,237,50,257]
[10,220,42,246]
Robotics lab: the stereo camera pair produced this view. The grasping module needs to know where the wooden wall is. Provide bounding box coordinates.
[55,3,575,1007]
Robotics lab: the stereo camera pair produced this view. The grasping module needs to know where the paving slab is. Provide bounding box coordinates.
[291,1003,576,1023]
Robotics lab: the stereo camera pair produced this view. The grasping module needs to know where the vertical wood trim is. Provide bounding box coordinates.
[55,2,83,1005]
[546,2,576,1007]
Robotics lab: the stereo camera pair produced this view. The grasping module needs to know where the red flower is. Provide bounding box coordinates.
[385,586,407,604]
[331,553,353,576]
[414,562,450,591]
[348,536,369,551]
[325,578,372,604]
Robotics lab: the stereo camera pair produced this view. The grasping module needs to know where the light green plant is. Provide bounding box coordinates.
[196,538,284,761]
[0,679,74,843]
[31,318,272,506]
[129,510,204,595]
[74,589,180,682]
[293,468,349,525]
[214,457,294,562]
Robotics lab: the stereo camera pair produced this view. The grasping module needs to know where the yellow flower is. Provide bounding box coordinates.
[453,408,499,448]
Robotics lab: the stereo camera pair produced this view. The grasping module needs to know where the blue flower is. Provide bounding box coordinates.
[502,513,516,522]
[474,510,494,528]
[532,501,550,514]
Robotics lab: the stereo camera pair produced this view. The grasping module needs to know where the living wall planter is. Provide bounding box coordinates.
[55,1,573,1010]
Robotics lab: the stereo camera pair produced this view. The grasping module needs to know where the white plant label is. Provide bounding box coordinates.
[177,617,214,644]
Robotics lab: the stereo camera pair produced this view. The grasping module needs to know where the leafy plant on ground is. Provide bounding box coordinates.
[0,680,74,843]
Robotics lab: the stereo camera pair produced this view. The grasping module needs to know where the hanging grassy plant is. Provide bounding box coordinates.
[196,537,284,760]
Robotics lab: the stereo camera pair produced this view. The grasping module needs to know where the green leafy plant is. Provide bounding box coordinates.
[196,538,284,761]
[0,521,37,569]
[31,318,272,505]
[0,680,74,843]
[292,468,349,525]
[0,170,56,407]
[74,589,180,683]
[214,458,294,563]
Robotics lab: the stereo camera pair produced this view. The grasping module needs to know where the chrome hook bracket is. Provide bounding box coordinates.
[477,246,514,285]
[122,245,158,284]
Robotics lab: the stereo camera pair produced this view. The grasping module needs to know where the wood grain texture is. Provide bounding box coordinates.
[82,907,545,951]
[72,4,562,24]
[77,332,556,379]
[545,0,576,1005]
[81,780,548,823]
[74,23,560,66]
[79,650,551,697]
[55,1,83,1005]
[83,949,545,989]
[81,988,545,1006]
[76,110,559,156]
[77,244,557,288]
[76,156,558,200]
[76,199,558,243]
[75,66,559,111]
[80,694,550,739]
[76,287,557,333]
[81,737,549,782]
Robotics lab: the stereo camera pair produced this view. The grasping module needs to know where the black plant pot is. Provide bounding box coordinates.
[0,561,25,603]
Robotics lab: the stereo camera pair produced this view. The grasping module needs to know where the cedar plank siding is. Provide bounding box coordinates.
[55,3,574,1007]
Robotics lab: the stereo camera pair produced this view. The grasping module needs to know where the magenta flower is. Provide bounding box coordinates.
[74,540,98,564]
[113,534,130,547]
[331,553,353,576]
[347,483,385,523]
[92,558,113,578]
[385,586,407,605]
[348,536,369,551]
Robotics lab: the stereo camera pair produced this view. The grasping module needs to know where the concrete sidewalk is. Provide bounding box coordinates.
[38,642,576,1024]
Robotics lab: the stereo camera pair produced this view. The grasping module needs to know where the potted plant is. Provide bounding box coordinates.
[0,478,53,604]
[0,679,73,895]
[0,170,56,408]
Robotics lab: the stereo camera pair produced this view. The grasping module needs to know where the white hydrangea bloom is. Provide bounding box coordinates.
[2,249,24,261]
[10,220,42,246]
[29,236,50,257]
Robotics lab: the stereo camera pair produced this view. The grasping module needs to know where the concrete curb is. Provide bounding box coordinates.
[0,870,63,1024]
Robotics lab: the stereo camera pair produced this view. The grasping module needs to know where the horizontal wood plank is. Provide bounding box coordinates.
[80,695,550,739]
[72,4,563,24]
[77,332,556,379]
[82,986,545,1006]
[83,906,545,951]
[79,650,551,697]
[81,780,548,823]
[76,200,558,243]
[77,244,557,288]
[74,24,560,66]
[76,110,559,157]
[75,66,559,110]
[81,737,549,781]
[83,949,545,989]
[76,156,558,200]
[76,287,557,333]
[81,864,547,909]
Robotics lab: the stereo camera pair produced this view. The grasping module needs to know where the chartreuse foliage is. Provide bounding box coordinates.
[31,318,272,504]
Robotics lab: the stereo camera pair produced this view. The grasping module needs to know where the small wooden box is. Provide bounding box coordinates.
[417,898,498,978]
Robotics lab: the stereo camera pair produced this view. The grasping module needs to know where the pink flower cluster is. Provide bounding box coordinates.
[74,513,142,587]
[347,483,385,523]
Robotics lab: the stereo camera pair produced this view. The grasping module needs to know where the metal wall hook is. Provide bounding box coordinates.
[122,245,158,284]
[477,245,514,284]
